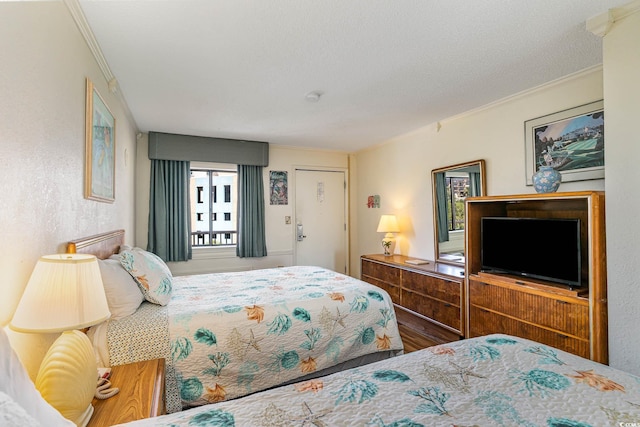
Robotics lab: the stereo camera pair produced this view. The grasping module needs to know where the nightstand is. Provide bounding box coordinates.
[87,358,166,427]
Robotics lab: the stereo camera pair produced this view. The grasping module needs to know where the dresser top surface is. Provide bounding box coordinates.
[362,254,465,280]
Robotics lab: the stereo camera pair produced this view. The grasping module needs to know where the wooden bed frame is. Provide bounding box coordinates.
[66,229,125,259]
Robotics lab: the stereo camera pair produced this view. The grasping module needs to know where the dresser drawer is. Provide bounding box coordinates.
[403,270,460,304]
[469,279,589,339]
[361,260,400,284]
[468,306,590,358]
[401,289,460,331]
[362,276,400,304]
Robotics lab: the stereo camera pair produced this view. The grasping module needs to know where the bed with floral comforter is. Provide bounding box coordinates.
[102,266,403,412]
[116,334,640,426]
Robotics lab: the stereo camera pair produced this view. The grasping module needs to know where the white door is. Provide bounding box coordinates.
[295,169,347,274]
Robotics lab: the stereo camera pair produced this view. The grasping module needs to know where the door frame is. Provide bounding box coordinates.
[293,166,350,275]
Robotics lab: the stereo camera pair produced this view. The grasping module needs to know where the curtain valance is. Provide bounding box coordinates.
[148,131,269,166]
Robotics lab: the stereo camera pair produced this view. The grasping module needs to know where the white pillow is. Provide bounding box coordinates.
[119,248,173,306]
[0,390,42,427]
[0,328,75,426]
[98,258,144,320]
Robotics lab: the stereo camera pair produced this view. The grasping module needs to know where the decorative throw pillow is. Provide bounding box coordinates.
[119,247,173,306]
[98,258,144,319]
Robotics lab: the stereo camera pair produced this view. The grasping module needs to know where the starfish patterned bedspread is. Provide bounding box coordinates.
[108,266,403,412]
[116,333,640,427]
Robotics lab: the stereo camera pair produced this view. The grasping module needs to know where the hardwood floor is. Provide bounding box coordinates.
[398,323,440,353]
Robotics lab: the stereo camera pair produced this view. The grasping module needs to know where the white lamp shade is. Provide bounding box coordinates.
[377,215,400,233]
[10,254,110,333]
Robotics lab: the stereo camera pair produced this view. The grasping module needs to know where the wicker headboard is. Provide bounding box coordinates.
[66,229,125,260]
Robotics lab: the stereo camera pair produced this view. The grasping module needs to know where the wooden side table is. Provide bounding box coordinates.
[87,358,166,427]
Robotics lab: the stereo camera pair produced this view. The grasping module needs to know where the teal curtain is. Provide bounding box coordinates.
[469,172,481,197]
[148,160,192,261]
[236,165,267,258]
[435,172,449,243]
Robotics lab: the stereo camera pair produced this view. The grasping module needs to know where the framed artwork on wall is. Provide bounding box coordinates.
[269,170,288,205]
[525,100,604,185]
[85,78,116,203]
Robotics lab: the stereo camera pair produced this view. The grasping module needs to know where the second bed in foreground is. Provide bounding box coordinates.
[115,333,640,426]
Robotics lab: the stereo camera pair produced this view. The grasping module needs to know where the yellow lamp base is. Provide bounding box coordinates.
[35,330,97,427]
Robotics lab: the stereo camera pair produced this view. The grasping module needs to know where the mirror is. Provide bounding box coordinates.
[432,159,486,266]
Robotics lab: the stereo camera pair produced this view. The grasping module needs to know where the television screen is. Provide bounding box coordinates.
[481,217,582,288]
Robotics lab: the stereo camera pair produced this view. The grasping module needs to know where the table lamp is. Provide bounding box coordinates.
[10,254,110,427]
[377,214,400,256]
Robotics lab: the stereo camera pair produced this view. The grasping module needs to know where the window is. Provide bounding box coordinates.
[190,168,237,247]
[446,176,469,232]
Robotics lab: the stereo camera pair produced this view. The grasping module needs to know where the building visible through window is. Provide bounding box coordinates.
[224,185,231,203]
[190,168,237,246]
[446,176,469,231]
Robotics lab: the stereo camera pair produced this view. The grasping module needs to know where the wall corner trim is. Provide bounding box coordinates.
[587,0,640,37]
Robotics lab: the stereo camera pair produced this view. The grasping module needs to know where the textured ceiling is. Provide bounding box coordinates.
[77,0,621,152]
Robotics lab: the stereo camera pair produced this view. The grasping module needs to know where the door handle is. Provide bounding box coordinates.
[297,223,306,241]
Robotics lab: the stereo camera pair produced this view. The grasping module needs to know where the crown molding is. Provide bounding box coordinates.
[587,0,640,37]
[438,65,603,128]
[64,0,139,130]
[64,0,115,88]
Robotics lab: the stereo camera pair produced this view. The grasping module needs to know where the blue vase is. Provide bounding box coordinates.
[533,166,561,193]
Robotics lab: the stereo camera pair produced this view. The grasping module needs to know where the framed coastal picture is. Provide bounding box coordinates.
[85,78,116,202]
[525,100,604,185]
[269,170,288,205]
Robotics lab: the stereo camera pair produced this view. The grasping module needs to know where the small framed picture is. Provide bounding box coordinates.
[525,100,604,185]
[269,171,288,205]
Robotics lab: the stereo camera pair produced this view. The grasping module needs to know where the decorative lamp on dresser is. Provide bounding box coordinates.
[361,254,465,344]
[465,191,608,364]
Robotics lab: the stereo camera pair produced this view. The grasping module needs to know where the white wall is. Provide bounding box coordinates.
[0,2,138,376]
[601,4,640,375]
[135,139,349,274]
[354,67,605,277]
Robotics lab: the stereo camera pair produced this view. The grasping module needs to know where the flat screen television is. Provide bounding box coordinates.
[481,217,582,288]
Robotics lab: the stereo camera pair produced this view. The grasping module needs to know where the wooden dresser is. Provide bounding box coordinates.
[468,272,591,358]
[361,254,464,343]
[465,191,608,363]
